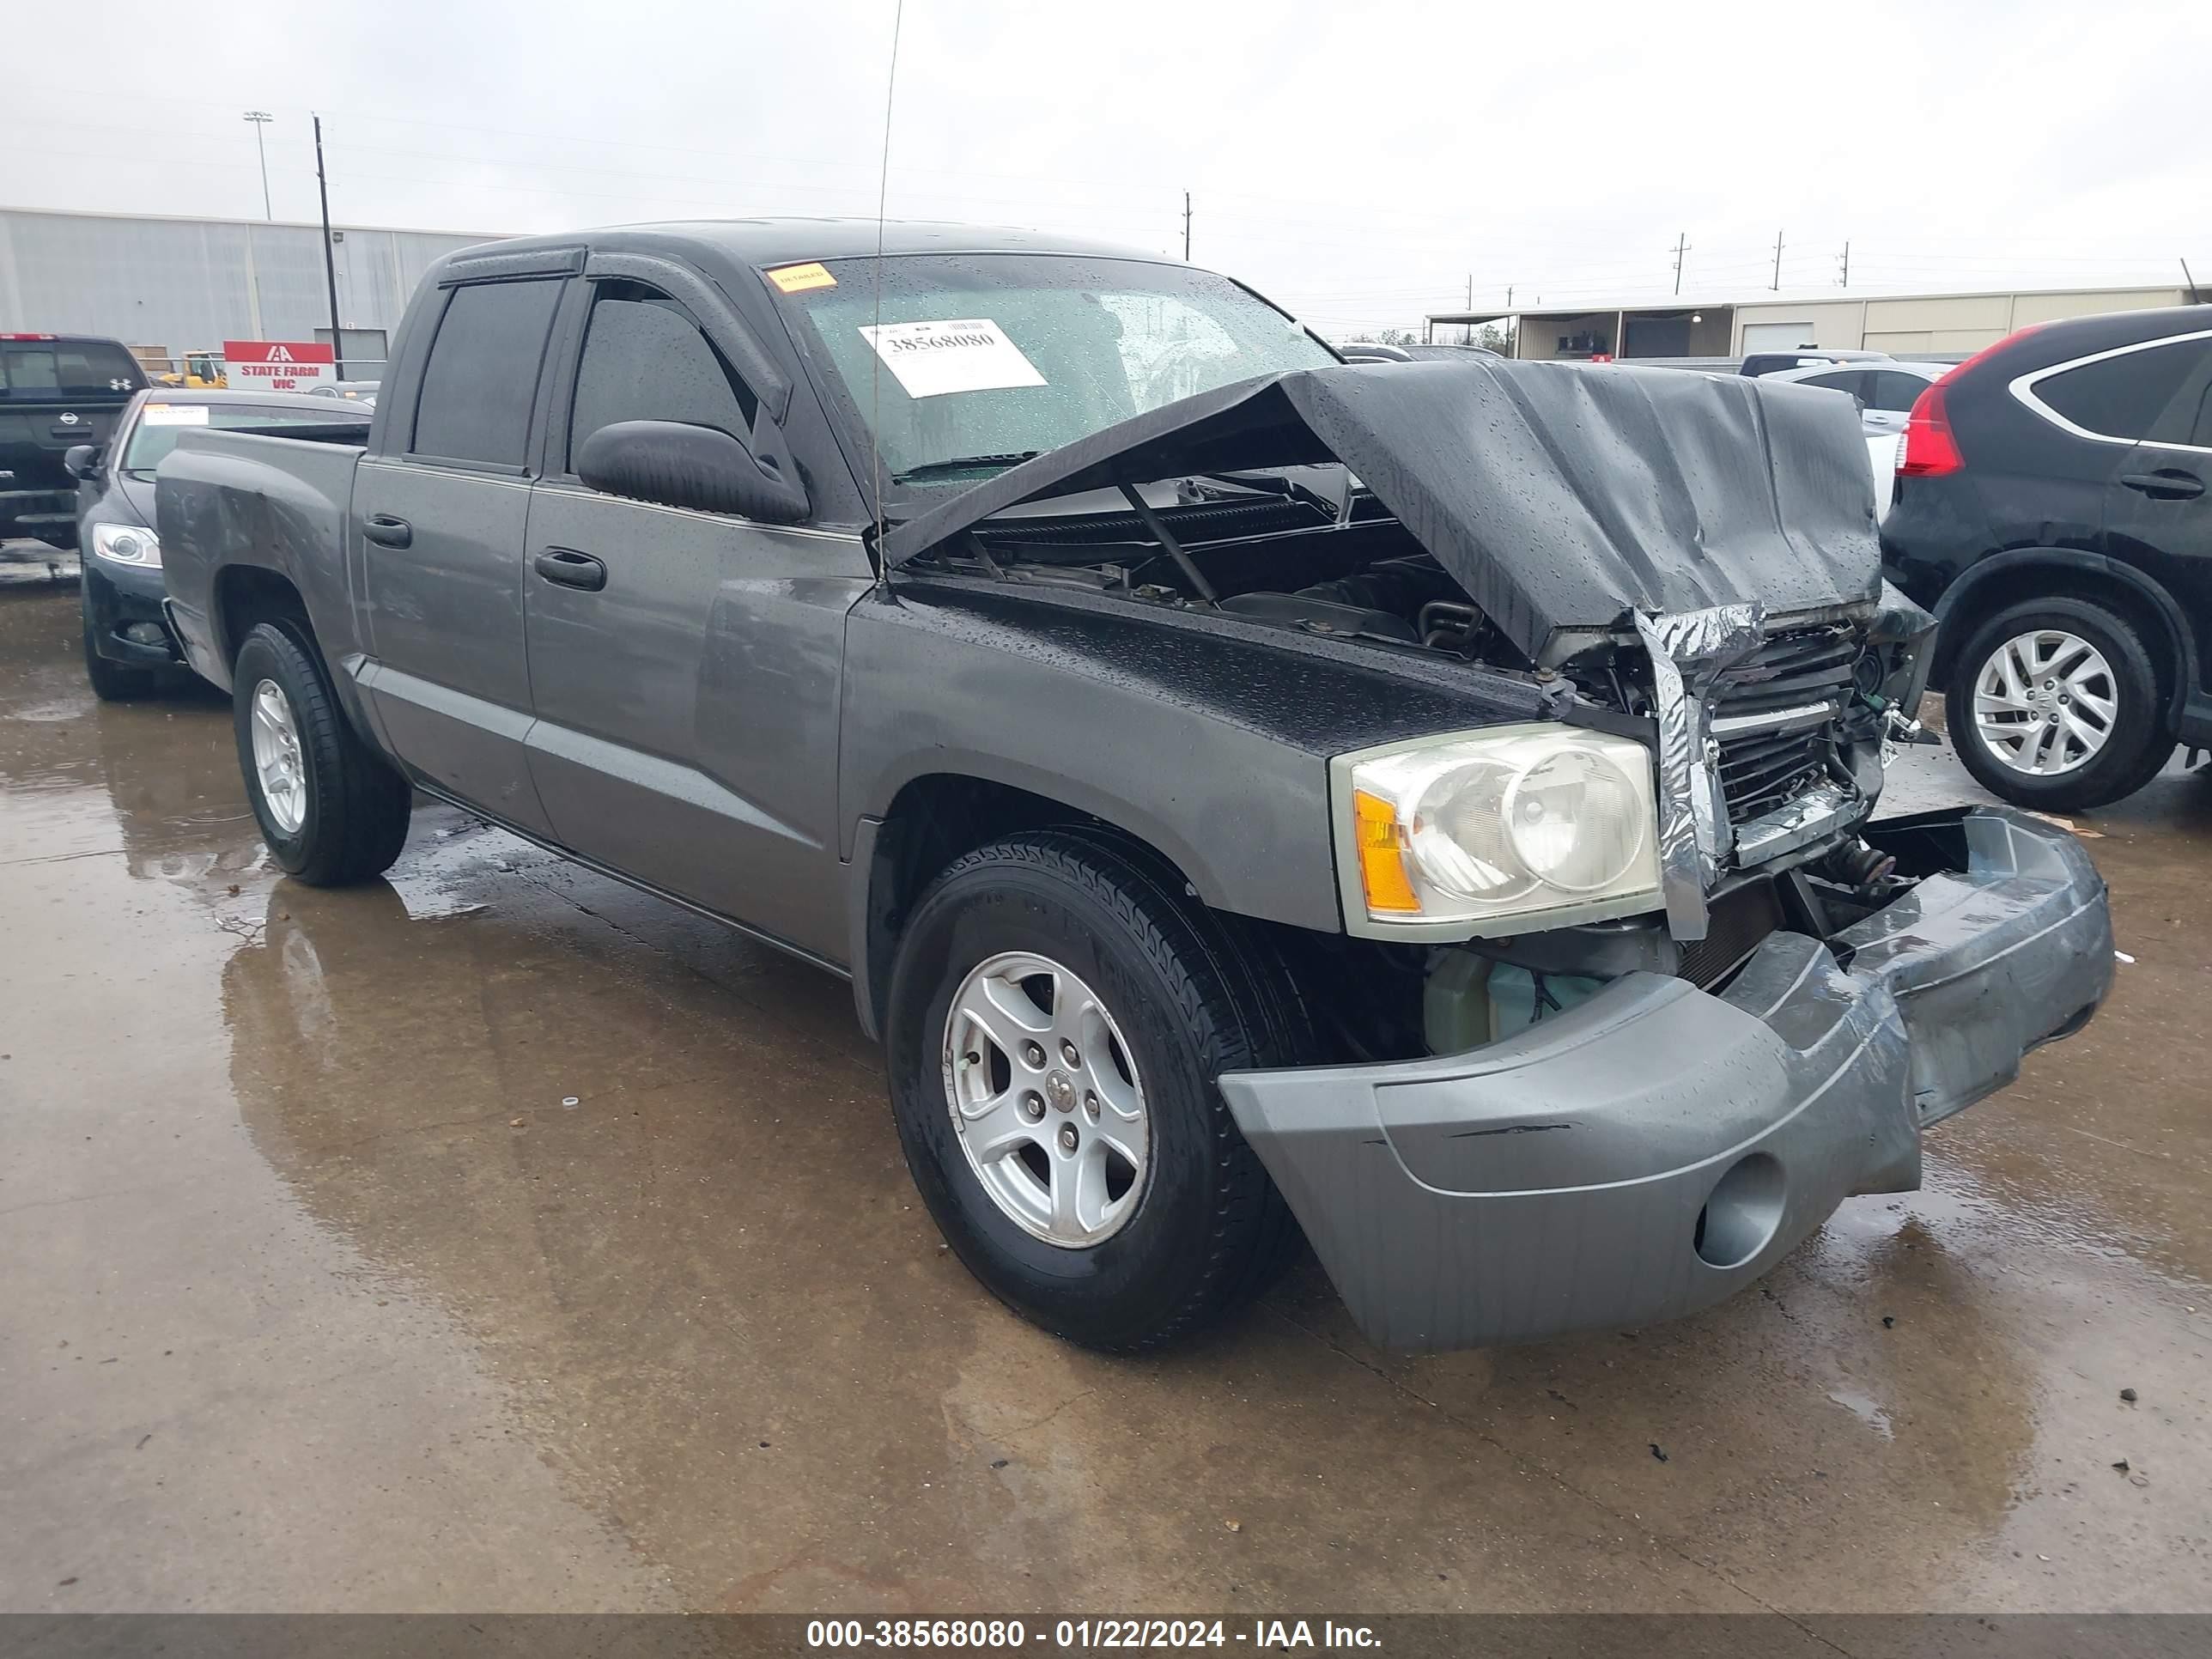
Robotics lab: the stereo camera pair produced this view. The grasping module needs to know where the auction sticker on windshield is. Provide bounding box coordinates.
[859,319,1046,399]
[141,404,211,426]
[767,261,837,294]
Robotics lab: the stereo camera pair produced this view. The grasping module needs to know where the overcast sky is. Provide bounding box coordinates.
[5,0,2206,336]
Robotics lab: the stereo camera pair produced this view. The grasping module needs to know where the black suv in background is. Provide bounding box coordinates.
[0,334,148,550]
[1883,305,2212,810]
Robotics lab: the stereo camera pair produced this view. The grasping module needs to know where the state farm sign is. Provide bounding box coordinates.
[222,340,336,393]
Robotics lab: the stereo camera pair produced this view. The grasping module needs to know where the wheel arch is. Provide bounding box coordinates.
[212,564,386,755]
[212,563,313,670]
[847,772,1219,1042]
[1932,549,2195,723]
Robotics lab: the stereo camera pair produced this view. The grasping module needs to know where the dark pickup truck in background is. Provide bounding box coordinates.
[0,332,147,550]
[154,221,2112,1356]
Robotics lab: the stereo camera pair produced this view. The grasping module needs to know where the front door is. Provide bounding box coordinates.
[521,277,872,962]
[357,275,567,835]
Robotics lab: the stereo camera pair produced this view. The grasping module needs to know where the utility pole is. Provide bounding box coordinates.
[313,115,346,378]
[1771,228,1785,291]
[1837,240,1850,287]
[1464,273,1473,343]
[243,111,274,221]
[1670,231,1690,295]
[1182,191,1191,262]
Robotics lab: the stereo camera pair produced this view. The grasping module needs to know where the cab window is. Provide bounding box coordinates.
[409,278,564,468]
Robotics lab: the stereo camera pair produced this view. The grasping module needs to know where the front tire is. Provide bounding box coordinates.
[232,622,412,884]
[1945,596,2172,811]
[884,832,1303,1352]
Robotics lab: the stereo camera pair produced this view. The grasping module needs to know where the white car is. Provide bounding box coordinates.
[1765,361,1949,520]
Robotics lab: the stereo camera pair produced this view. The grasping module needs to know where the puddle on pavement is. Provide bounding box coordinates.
[1825,1389,1896,1442]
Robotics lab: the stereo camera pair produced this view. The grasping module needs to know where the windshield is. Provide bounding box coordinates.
[122,402,368,475]
[775,253,1337,490]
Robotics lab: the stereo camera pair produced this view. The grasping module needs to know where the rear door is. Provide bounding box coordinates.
[521,262,872,962]
[2095,331,2212,657]
[356,274,567,834]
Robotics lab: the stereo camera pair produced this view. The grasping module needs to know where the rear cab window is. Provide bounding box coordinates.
[408,279,565,468]
[1,338,146,399]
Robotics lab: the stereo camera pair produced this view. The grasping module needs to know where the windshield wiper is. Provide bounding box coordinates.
[891,451,1039,483]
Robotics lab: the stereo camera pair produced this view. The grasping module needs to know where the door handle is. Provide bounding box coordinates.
[534,547,607,592]
[2120,470,2206,501]
[363,514,413,548]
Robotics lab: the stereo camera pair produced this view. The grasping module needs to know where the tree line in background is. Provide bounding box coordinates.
[1349,323,1513,352]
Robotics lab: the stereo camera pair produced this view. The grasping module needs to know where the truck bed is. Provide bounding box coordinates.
[155,427,367,684]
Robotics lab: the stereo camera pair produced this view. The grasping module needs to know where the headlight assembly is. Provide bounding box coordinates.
[90,522,161,568]
[1334,724,1663,936]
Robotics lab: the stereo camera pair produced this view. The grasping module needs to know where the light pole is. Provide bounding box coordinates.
[243,111,274,220]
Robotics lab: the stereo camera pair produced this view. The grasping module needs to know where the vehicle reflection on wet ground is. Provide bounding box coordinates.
[3,556,2207,1613]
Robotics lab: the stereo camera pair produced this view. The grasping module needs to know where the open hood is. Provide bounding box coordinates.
[880,359,1884,664]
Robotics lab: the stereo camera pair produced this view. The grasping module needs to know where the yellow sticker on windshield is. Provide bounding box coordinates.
[767,262,837,294]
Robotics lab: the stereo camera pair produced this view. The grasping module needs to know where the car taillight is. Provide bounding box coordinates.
[1895,325,2044,478]
[1899,381,1964,476]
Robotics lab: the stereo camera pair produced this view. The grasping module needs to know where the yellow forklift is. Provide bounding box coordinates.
[155,349,227,389]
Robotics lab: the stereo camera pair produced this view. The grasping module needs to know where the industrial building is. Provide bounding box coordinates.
[0,207,502,377]
[1425,281,2203,362]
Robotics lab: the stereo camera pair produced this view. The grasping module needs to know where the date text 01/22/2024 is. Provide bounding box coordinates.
[804,1619,1383,1649]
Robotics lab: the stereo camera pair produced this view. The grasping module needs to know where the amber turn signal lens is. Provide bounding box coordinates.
[1353,788,1420,914]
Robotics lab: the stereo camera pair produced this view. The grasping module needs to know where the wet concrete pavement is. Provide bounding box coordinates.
[3,558,2207,1614]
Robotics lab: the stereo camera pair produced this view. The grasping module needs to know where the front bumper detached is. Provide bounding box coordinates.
[1219,807,2112,1351]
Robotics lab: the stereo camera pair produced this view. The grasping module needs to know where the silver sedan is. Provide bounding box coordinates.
[1765,360,1950,520]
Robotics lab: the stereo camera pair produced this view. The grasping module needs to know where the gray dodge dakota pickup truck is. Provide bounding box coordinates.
[155,220,2113,1354]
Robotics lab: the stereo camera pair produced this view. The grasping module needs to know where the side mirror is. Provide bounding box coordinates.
[575,420,809,525]
[63,443,102,481]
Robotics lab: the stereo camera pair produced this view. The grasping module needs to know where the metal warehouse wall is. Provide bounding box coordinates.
[0,209,501,361]
[1730,286,2191,356]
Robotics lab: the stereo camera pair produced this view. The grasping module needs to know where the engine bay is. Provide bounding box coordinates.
[921,475,1911,758]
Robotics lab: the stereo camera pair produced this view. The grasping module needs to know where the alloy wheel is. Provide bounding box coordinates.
[249,678,308,832]
[941,951,1150,1248]
[1971,629,2118,777]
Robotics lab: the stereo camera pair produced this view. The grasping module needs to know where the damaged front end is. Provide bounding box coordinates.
[1221,808,2111,1349]
[880,357,2111,1348]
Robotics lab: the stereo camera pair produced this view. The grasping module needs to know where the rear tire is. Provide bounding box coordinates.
[232,621,412,884]
[1945,596,2172,811]
[884,832,1304,1353]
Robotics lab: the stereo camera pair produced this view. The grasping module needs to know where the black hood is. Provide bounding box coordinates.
[881,359,1883,663]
